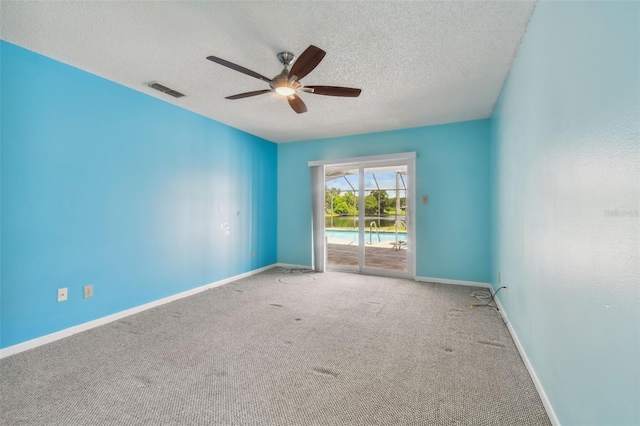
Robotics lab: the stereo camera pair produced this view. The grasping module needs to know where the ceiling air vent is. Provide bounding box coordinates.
[146,82,185,98]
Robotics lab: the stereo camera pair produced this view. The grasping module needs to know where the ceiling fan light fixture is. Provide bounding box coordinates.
[275,85,296,96]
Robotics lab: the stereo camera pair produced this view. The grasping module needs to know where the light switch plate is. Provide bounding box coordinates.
[57,288,68,302]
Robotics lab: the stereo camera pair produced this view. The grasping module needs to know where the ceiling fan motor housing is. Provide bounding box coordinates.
[270,69,301,95]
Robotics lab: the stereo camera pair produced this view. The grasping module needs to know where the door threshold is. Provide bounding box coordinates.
[327,267,412,280]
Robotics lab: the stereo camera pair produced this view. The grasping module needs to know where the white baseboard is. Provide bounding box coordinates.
[494,295,560,426]
[0,264,277,359]
[415,276,492,289]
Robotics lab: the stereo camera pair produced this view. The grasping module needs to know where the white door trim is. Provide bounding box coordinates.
[308,152,416,167]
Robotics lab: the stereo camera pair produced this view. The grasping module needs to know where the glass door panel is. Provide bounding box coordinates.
[325,167,360,271]
[362,165,408,274]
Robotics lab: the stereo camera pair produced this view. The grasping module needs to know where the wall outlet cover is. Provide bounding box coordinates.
[57,288,68,302]
[84,284,94,298]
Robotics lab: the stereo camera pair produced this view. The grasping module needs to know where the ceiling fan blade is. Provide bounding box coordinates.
[287,94,308,114]
[225,90,271,100]
[288,45,326,81]
[305,86,362,97]
[206,56,271,83]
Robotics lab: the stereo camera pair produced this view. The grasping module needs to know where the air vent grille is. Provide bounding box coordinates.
[147,82,185,98]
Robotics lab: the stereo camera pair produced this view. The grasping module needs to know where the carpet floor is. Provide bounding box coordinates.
[1,269,550,425]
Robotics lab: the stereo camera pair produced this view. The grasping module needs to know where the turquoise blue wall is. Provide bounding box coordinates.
[490,2,639,425]
[0,42,277,349]
[278,120,491,282]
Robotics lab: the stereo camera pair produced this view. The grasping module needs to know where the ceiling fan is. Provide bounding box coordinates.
[206,45,361,114]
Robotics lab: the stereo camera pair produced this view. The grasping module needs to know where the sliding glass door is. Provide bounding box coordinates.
[323,156,414,278]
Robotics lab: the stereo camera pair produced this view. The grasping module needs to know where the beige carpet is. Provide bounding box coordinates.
[1,269,550,425]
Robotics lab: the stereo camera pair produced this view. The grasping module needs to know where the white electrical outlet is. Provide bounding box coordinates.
[57,288,68,302]
[84,284,93,299]
[251,250,255,258]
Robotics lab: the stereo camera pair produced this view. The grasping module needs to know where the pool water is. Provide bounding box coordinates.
[326,229,407,243]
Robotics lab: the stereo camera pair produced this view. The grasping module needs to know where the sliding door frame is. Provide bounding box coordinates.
[309,152,416,279]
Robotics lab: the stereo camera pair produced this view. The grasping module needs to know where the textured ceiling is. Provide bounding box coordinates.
[1,1,536,143]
